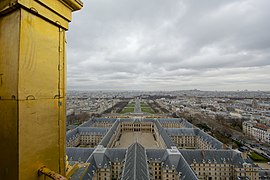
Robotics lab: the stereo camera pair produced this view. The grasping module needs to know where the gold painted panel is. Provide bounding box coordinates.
[0,10,20,99]
[18,9,61,100]
[0,100,18,179]
[18,99,64,180]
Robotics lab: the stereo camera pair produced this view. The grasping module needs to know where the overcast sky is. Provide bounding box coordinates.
[67,0,270,91]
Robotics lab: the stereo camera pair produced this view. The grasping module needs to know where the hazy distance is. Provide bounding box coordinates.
[67,0,270,91]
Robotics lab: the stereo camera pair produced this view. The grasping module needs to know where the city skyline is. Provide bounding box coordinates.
[67,0,270,91]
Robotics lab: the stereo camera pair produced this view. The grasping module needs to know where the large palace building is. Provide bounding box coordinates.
[66,118,260,180]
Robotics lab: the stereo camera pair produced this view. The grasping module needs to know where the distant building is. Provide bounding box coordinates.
[243,121,270,143]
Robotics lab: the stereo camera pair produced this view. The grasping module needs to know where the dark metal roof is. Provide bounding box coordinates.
[179,149,255,168]
[158,118,193,128]
[165,128,223,149]
[146,148,198,180]
[79,118,117,127]
[99,120,120,147]
[66,127,109,142]
[66,147,95,162]
[122,143,150,180]
[81,147,126,180]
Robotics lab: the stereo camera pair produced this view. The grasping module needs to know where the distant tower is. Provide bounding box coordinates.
[252,98,258,108]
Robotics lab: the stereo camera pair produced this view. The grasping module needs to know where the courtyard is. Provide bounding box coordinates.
[112,132,162,149]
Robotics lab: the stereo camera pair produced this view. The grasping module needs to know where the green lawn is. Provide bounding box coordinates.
[119,101,136,114]
[141,107,155,114]
[120,107,134,114]
[249,151,268,162]
[120,101,155,114]
[140,102,147,107]
[140,102,155,114]
[126,102,135,108]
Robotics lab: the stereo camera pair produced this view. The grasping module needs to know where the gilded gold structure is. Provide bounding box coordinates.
[0,0,82,179]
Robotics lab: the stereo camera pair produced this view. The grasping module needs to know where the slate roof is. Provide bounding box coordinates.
[146,148,198,180]
[66,127,109,142]
[259,170,270,179]
[157,118,193,128]
[177,153,198,180]
[154,120,176,148]
[78,127,109,135]
[66,147,95,162]
[79,118,95,127]
[194,129,223,149]
[122,143,150,180]
[79,118,117,128]
[82,146,127,180]
[99,120,120,147]
[165,128,223,149]
[146,149,167,161]
[179,150,255,168]
[66,128,79,141]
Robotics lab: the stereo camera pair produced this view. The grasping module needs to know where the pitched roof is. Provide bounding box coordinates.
[146,148,198,180]
[179,150,255,167]
[66,147,95,162]
[165,128,223,149]
[122,142,150,180]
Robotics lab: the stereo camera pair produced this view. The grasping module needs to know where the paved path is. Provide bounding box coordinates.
[113,132,160,149]
[134,98,141,113]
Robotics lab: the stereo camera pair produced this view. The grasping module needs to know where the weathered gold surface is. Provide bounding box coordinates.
[0,0,82,179]
[0,100,18,179]
[19,9,60,99]
[0,9,20,99]
[19,99,62,179]
[38,166,67,180]
[0,0,80,29]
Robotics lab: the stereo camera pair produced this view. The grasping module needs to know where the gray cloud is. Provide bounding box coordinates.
[67,0,270,91]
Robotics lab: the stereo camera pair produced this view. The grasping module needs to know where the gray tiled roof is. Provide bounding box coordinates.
[146,148,198,180]
[78,127,109,135]
[122,143,150,180]
[99,120,120,147]
[81,147,126,180]
[79,118,95,127]
[146,149,166,161]
[194,128,223,149]
[66,128,79,141]
[157,118,193,128]
[66,127,109,142]
[90,145,111,168]
[259,170,270,179]
[179,150,255,168]
[154,120,176,148]
[82,155,96,180]
[105,148,126,162]
[66,147,95,162]
[177,153,198,180]
[180,118,194,128]
[80,118,117,128]
[165,128,196,136]
[165,128,223,149]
